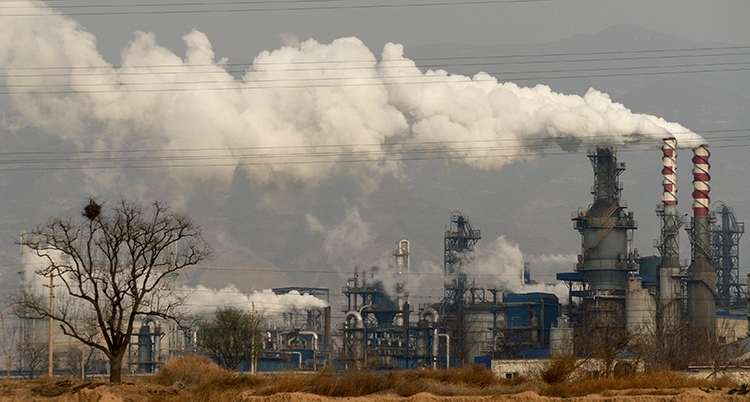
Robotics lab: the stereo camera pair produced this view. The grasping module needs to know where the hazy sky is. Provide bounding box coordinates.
[1,0,749,314]
[52,0,750,63]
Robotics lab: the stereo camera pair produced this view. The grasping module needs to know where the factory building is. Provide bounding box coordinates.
[340,219,562,369]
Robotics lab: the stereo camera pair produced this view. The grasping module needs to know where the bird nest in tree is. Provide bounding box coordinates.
[82,200,101,220]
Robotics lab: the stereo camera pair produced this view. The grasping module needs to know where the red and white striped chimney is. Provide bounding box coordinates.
[691,144,710,217]
[662,138,678,207]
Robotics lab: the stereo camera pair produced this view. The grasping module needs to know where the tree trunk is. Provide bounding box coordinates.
[109,350,125,383]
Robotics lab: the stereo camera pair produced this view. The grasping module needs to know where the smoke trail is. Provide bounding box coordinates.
[0,2,705,198]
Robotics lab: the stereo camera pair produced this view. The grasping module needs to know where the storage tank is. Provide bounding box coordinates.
[550,316,574,355]
[626,277,656,334]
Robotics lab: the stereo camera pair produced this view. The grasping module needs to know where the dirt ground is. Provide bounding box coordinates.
[0,380,747,402]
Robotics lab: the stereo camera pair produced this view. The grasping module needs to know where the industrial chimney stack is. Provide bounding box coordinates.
[687,144,716,335]
[657,138,683,328]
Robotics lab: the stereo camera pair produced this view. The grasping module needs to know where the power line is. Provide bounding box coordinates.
[0,130,744,160]
[4,45,750,72]
[4,60,750,91]
[0,129,744,158]
[0,137,747,172]
[0,0,349,9]
[3,64,750,95]
[3,50,749,78]
[0,0,554,17]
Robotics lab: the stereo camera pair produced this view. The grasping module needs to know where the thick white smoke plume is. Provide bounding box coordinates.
[19,246,328,322]
[0,2,704,198]
[470,236,573,302]
[181,286,329,322]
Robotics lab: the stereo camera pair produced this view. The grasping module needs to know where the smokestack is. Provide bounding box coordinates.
[661,138,678,208]
[687,144,715,336]
[658,138,683,330]
[324,306,331,349]
[691,144,711,218]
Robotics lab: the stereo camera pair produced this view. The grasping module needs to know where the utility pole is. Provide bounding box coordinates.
[47,276,53,378]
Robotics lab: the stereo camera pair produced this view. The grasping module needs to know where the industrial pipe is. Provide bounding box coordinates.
[297,331,319,351]
[438,333,450,369]
[345,311,364,329]
[420,307,439,326]
[290,351,302,369]
[431,328,438,369]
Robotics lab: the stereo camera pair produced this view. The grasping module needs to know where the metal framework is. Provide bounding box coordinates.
[711,203,745,311]
[340,267,430,369]
[572,147,637,328]
[443,212,481,304]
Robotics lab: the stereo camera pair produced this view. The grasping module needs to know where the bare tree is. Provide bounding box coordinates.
[687,319,745,379]
[17,338,47,379]
[627,302,692,371]
[0,311,18,378]
[494,327,535,359]
[60,345,98,379]
[577,315,629,378]
[197,306,264,371]
[11,199,211,382]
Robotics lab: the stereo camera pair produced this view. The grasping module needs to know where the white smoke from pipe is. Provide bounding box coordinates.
[469,236,570,302]
[0,2,705,199]
[181,285,329,322]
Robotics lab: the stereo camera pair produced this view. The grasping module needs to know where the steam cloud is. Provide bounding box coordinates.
[470,236,573,301]
[0,2,705,199]
[19,247,329,322]
[306,207,375,262]
[182,286,329,320]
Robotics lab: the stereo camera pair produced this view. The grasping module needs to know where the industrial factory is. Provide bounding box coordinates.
[14,139,747,375]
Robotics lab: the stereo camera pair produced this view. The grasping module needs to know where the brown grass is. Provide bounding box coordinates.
[150,355,250,401]
[253,364,517,397]
[152,355,232,387]
[2,357,737,401]
[537,353,577,383]
[542,370,738,398]
[153,361,732,400]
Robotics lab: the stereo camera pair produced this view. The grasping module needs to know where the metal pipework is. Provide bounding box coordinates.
[687,144,715,335]
[393,239,410,323]
[438,333,450,369]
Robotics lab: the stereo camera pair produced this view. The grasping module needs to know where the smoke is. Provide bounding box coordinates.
[306,206,376,262]
[19,248,56,291]
[181,285,329,322]
[0,2,705,200]
[470,236,571,301]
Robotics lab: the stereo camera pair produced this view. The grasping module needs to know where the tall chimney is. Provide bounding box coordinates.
[658,138,682,329]
[661,138,678,208]
[687,144,715,336]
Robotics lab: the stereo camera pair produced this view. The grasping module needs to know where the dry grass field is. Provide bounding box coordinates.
[0,355,745,401]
